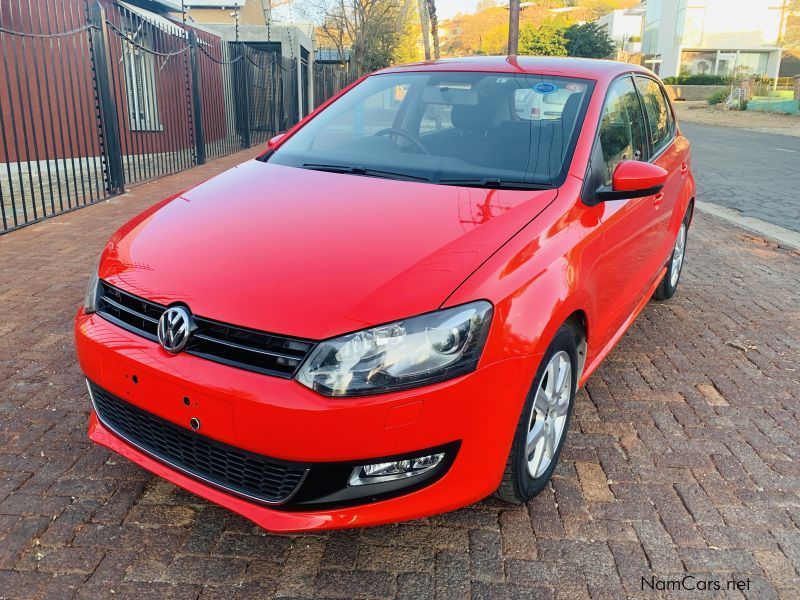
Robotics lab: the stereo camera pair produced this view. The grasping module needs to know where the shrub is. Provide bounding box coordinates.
[564,22,615,58]
[707,90,729,105]
[519,20,568,57]
[663,74,732,85]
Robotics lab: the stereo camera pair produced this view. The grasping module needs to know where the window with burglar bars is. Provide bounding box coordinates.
[0,0,332,234]
[122,22,162,132]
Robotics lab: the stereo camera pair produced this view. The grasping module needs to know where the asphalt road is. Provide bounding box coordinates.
[680,122,800,233]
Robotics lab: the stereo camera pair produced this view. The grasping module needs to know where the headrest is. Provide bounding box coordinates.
[451,104,494,132]
[561,92,582,126]
[422,86,478,106]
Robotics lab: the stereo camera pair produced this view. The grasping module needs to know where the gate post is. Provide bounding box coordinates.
[233,44,251,149]
[88,1,125,194]
[188,30,206,165]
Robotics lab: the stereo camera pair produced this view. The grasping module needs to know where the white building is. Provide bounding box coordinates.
[596,7,644,54]
[176,0,316,118]
[641,0,795,79]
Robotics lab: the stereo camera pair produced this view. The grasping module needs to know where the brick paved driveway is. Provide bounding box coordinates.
[1,151,799,599]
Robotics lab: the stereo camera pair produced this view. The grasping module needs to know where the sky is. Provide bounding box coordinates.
[275,0,481,22]
[436,0,480,19]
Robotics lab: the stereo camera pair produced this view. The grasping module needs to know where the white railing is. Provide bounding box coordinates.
[725,87,745,108]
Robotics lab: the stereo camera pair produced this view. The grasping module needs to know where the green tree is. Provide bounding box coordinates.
[564,22,615,58]
[310,0,407,76]
[573,0,640,19]
[392,0,423,65]
[519,20,568,56]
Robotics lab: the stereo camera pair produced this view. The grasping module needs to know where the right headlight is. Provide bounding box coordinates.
[82,264,100,314]
[296,301,493,397]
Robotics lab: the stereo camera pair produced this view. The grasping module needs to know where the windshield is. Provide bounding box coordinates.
[266,71,594,188]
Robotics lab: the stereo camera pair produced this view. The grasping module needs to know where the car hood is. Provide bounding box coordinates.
[101,161,557,339]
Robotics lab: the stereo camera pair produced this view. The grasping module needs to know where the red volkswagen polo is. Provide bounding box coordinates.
[75,56,694,532]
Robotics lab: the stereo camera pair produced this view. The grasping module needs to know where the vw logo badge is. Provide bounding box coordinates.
[157,306,192,353]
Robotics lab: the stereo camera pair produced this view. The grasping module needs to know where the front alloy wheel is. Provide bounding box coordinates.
[670,224,686,288]
[654,214,689,300]
[497,325,578,503]
[526,351,571,478]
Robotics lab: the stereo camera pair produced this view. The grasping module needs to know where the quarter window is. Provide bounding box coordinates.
[598,77,647,186]
[635,77,674,155]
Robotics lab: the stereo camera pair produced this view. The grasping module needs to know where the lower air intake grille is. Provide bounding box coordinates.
[89,383,307,504]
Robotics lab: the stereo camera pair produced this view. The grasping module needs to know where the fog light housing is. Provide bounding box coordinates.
[348,452,445,486]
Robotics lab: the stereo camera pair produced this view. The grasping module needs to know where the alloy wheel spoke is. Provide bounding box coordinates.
[554,355,568,398]
[526,418,545,458]
[533,387,550,415]
[529,436,546,476]
[544,422,556,459]
[544,359,557,402]
[556,390,570,415]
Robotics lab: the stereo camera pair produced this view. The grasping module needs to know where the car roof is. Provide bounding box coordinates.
[375,55,655,84]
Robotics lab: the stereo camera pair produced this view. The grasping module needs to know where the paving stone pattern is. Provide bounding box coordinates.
[1,149,799,599]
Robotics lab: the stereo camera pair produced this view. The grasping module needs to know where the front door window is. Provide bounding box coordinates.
[598,77,647,186]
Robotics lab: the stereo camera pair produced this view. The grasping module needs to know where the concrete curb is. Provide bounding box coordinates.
[696,200,800,251]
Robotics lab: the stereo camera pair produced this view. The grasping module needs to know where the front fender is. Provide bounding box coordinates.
[445,176,603,382]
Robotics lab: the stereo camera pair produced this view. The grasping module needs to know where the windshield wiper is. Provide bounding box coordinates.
[301,163,431,183]
[436,178,555,190]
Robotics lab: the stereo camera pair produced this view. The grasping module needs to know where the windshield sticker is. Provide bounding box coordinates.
[566,83,586,92]
[534,82,557,95]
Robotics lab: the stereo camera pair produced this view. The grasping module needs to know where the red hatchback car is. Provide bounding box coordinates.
[76,56,694,532]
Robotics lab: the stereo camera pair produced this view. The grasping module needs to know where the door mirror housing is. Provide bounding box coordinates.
[268,133,285,149]
[596,160,668,201]
[257,133,286,161]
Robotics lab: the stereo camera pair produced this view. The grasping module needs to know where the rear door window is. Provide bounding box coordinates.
[598,76,648,186]
[634,76,674,156]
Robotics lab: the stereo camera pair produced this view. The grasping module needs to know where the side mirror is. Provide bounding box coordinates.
[268,133,285,149]
[596,160,668,202]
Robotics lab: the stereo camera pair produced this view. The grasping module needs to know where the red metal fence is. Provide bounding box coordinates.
[0,0,314,234]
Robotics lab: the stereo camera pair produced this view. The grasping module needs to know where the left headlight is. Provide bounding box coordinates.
[296,301,493,397]
[82,265,100,314]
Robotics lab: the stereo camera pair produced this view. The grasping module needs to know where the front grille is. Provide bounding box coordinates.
[96,281,314,378]
[89,382,307,504]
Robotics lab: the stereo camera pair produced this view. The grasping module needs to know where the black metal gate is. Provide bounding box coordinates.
[314,63,354,107]
[0,0,107,232]
[0,0,309,235]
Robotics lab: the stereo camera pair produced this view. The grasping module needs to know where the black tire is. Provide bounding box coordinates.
[496,325,578,504]
[653,211,690,301]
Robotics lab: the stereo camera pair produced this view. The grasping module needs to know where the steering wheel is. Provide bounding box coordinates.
[374,128,430,155]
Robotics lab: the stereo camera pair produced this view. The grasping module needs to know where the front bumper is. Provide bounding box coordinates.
[76,310,534,532]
